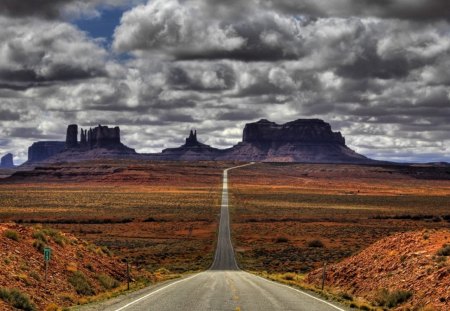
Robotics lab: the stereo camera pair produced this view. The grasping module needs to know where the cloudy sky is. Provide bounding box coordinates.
[0,0,449,164]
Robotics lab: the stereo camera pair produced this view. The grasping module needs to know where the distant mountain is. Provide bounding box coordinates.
[220,119,372,163]
[19,119,375,164]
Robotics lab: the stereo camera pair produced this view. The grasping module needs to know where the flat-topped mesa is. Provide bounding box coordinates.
[65,124,133,152]
[28,142,65,163]
[0,153,14,168]
[222,118,371,163]
[243,119,345,145]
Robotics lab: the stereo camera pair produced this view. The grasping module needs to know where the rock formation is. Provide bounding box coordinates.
[161,130,221,160]
[185,130,198,147]
[28,142,66,163]
[242,119,346,145]
[22,119,375,164]
[65,124,135,152]
[0,153,14,168]
[221,119,371,163]
[66,124,78,149]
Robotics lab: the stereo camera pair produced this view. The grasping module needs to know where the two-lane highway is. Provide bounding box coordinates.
[81,164,347,311]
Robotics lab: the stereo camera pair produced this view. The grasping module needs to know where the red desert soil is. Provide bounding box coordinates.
[307,230,450,310]
[0,223,151,310]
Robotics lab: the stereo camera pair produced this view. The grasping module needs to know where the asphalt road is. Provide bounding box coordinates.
[80,164,346,311]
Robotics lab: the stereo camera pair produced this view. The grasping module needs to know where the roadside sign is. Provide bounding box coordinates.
[44,247,51,262]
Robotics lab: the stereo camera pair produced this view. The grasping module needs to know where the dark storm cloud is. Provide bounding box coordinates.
[0,0,69,18]
[0,0,140,19]
[113,0,306,62]
[216,110,264,121]
[168,64,235,91]
[0,109,20,121]
[0,66,106,86]
[0,17,110,91]
[263,0,450,21]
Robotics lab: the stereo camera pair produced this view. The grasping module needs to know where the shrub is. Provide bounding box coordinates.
[29,271,41,281]
[340,292,353,301]
[44,303,60,311]
[437,244,450,256]
[69,271,94,296]
[0,288,36,311]
[375,288,412,308]
[307,240,324,248]
[97,274,120,290]
[3,230,20,241]
[282,273,296,281]
[32,231,47,243]
[32,240,46,252]
[275,237,289,243]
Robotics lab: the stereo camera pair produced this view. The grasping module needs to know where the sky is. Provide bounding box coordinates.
[0,0,449,164]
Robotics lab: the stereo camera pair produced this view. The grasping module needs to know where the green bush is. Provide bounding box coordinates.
[33,229,67,246]
[97,274,120,290]
[437,244,450,256]
[3,230,20,241]
[32,231,47,243]
[69,271,95,296]
[0,288,36,311]
[375,288,412,308]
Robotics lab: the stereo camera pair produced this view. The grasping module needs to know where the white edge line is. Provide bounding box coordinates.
[113,273,203,311]
[248,273,346,311]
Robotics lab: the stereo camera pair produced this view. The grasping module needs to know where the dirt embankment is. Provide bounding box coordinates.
[0,223,130,310]
[307,230,450,310]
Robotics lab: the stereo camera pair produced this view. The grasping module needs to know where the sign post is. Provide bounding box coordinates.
[44,247,51,286]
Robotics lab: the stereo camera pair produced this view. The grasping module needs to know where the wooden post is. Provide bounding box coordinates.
[45,260,48,287]
[321,262,327,291]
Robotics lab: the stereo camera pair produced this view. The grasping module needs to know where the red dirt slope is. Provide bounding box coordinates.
[307,230,450,310]
[0,223,127,310]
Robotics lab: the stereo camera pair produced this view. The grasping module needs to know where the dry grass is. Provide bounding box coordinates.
[0,161,230,273]
[229,163,450,273]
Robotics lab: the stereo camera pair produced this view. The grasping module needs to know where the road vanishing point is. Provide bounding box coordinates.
[81,164,347,311]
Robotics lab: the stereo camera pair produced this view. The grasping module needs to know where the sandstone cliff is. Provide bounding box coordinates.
[27,141,65,163]
[0,153,14,168]
[221,119,371,163]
